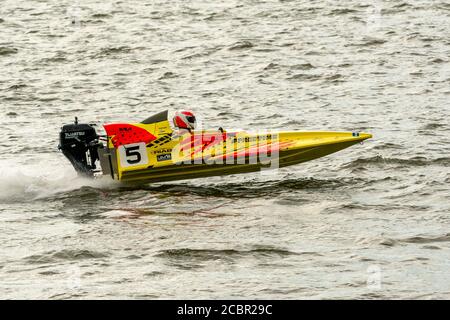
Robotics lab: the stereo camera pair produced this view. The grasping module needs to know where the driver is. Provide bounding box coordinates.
[172,110,197,136]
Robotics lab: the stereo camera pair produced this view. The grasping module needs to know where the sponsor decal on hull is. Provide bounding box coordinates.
[157,154,172,162]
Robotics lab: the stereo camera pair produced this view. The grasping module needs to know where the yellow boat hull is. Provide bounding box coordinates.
[100,121,372,183]
[60,111,372,182]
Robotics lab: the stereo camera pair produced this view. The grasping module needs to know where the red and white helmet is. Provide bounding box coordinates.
[173,110,197,130]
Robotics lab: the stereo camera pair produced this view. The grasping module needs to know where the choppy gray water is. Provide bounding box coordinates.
[1,0,449,299]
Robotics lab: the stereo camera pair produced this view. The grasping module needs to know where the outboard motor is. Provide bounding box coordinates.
[58,117,101,176]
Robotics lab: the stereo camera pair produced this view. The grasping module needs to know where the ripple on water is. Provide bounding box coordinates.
[228,41,254,51]
[0,47,18,56]
[154,246,300,267]
[380,233,450,247]
[327,8,359,16]
[343,155,450,169]
[119,177,367,200]
[420,123,447,130]
[90,13,112,19]
[24,249,110,264]
[93,46,134,58]
[158,71,178,80]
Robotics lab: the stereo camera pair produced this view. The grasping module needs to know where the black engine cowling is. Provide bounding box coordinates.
[58,118,101,176]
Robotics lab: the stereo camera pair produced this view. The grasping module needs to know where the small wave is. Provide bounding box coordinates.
[437,3,450,10]
[379,3,414,14]
[8,84,27,90]
[280,119,305,127]
[372,142,404,150]
[421,123,447,130]
[325,74,343,82]
[103,203,236,219]
[343,155,450,168]
[263,62,279,71]
[401,257,430,263]
[201,91,223,97]
[272,177,363,190]
[287,73,322,81]
[0,47,18,56]
[149,59,168,65]
[350,38,387,47]
[379,239,398,247]
[393,2,412,9]
[91,13,112,19]
[420,36,442,43]
[228,41,254,51]
[327,8,359,16]
[24,249,109,264]
[216,111,232,117]
[430,58,446,64]
[380,233,450,247]
[403,234,450,244]
[130,177,365,199]
[94,46,133,58]
[181,46,222,60]
[304,50,321,56]
[155,246,298,261]
[341,202,426,212]
[291,63,315,70]
[338,63,353,68]
[158,71,177,80]
[0,18,4,23]
[421,245,441,250]
[100,209,141,219]
[39,55,68,64]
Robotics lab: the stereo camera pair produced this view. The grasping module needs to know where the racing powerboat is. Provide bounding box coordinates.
[58,110,372,183]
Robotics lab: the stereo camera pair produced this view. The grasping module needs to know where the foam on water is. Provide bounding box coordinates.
[0,161,118,202]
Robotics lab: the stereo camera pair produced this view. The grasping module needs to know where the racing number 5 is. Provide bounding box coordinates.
[125,145,141,164]
[119,142,148,168]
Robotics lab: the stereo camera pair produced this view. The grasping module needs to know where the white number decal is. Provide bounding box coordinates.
[118,142,149,168]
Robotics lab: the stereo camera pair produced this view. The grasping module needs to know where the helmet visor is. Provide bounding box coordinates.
[186,116,196,124]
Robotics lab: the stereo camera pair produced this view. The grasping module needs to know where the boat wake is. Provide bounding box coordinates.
[0,161,116,203]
